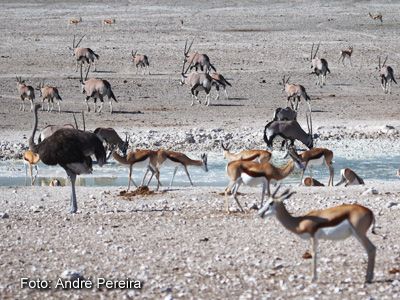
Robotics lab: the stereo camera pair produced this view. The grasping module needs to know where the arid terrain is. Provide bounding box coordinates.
[1,0,400,299]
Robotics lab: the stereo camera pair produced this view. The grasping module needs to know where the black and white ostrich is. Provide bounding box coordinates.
[29,104,106,213]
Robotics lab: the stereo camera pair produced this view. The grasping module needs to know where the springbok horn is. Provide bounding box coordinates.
[271,185,282,199]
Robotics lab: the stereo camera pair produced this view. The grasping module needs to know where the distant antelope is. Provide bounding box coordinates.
[378,56,397,94]
[221,141,271,163]
[38,124,75,143]
[339,47,353,66]
[336,168,364,186]
[102,19,115,31]
[94,128,129,157]
[310,43,330,86]
[23,150,40,186]
[210,73,231,100]
[70,35,99,72]
[16,77,35,112]
[180,19,184,27]
[80,65,117,113]
[369,12,382,24]
[281,75,311,112]
[273,107,297,121]
[36,82,62,112]
[67,17,82,29]
[49,178,62,186]
[303,177,324,186]
[183,39,216,73]
[131,51,150,75]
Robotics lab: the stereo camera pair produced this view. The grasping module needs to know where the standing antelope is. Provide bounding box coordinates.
[378,56,397,94]
[36,82,62,112]
[224,150,304,213]
[67,17,82,29]
[210,73,231,100]
[23,150,40,186]
[102,19,115,31]
[70,35,99,72]
[131,51,150,75]
[339,47,353,66]
[310,43,330,86]
[290,148,334,186]
[281,75,311,112]
[336,168,364,186]
[38,124,75,142]
[221,142,271,163]
[94,128,129,157]
[16,77,35,112]
[303,177,324,186]
[80,66,117,113]
[183,39,216,73]
[259,186,376,284]
[369,12,383,24]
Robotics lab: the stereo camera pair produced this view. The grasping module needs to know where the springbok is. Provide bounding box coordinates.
[378,56,397,94]
[70,35,99,72]
[16,77,35,112]
[131,51,150,75]
[210,73,231,100]
[339,47,353,66]
[23,150,40,186]
[67,17,82,29]
[310,43,330,86]
[49,178,62,186]
[36,82,62,112]
[80,65,117,113]
[94,128,129,157]
[259,186,376,284]
[281,75,311,112]
[221,142,271,163]
[183,39,216,73]
[336,168,364,186]
[224,150,304,213]
[303,177,324,186]
[290,148,334,186]
[102,19,115,31]
[38,124,75,143]
[273,107,297,121]
[113,150,161,191]
[369,12,382,24]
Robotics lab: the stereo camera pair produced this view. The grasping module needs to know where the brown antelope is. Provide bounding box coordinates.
[290,148,334,186]
[224,150,304,213]
[303,177,324,186]
[36,82,62,112]
[113,150,161,191]
[378,56,397,94]
[339,47,353,66]
[281,75,311,112]
[16,77,35,112]
[336,168,364,186]
[273,107,297,121]
[94,128,129,157]
[67,17,82,29]
[310,43,330,86]
[221,142,271,163]
[369,12,382,24]
[70,35,99,72]
[49,178,62,186]
[131,51,150,75]
[259,186,376,284]
[210,73,231,100]
[102,19,115,31]
[23,150,40,186]
[183,39,216,73]
[80,65,117,113]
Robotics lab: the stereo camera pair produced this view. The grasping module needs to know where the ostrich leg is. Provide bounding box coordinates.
[67,171,78,213]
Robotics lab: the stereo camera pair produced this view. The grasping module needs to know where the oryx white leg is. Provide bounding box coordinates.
[47,101,51,112]
[93,60,96,72]
[191,94,195,106]
[215,84,220,100]
[86,98,90,112]
[109,100,113,113]
[205,93,211,106]
[58,101,61,113]
[147,66,150,75]
[224,86,229,100]
[75,61,79,72]
[41,99,45,111]
[93,99,97,113]
[29,99,33,112]
[98,101,103,113]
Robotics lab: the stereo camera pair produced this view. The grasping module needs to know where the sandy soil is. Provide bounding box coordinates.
[1,0,400,299]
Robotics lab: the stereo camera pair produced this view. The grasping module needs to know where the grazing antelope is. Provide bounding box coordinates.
[336,168,364,186]
[369,12,382,24]
[183,39,216,73]
[16,77,35,112]
[102,18,115,31]
[38,124,75,143]
[113,150,161,191]
[23,150,40,186]
[210,73,231,100]
[221,141,271,163]
[290,148,334,186]
[36,82,62,112]
[67,17,82,29]
[310,43,330,86]
[49,178,62,186]
[339,47,353,67]
[70,35,99,72]
[224,150,304,213]
[94,128,129,157]
[378,56,397,94]
[259,186,376,284]
[131,51,150,75]
[303,177,324,186]
[180,19,184,27]
[273,107,297,121]
[80,65,117,113]
[281,76,311,112]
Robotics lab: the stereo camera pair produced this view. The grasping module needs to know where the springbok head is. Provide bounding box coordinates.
[258,185,296,218]
[220,141,231,158]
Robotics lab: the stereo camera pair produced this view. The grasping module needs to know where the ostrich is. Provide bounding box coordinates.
[29,104,106,213]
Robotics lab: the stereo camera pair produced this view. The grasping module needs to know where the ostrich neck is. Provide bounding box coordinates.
[29,106,39,153]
